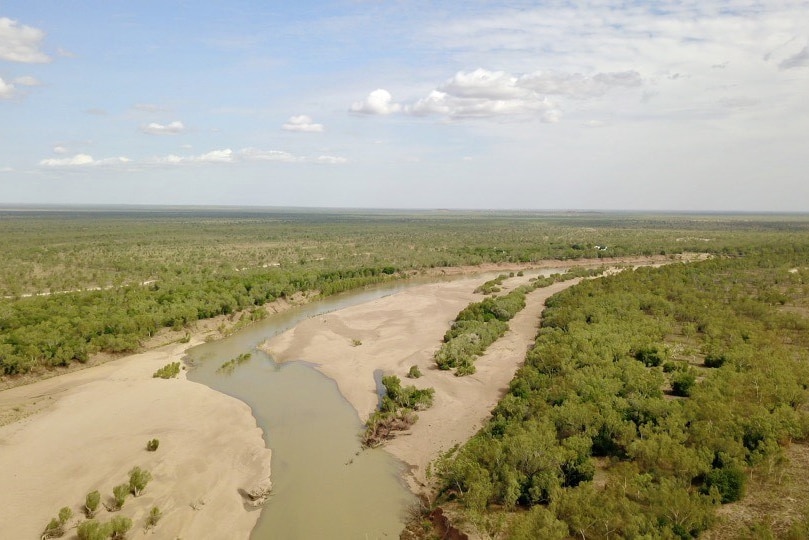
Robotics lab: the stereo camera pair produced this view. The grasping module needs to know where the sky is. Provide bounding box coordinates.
[1,1,808,211]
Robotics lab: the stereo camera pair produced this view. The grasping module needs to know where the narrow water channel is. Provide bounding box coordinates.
[185,280,435,539]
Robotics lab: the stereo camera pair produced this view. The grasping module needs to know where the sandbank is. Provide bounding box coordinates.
[0,338,272,539]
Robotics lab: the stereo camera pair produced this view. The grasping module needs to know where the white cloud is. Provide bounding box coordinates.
[53,145,68,154]
[316,155,348,164]
[0,17,50,63]
[282,115,324,132]
[239,148,301,162]
[354,68,640,121]
[0,166,13,172]
[140,121,185,135]
[350,89,402,115]
[518,71,642,98]
[0,77,15,99]
[13,75,40,86]
[39,154,131,167]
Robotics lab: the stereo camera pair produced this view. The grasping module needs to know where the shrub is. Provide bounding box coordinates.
[704,354,726,368]
[77,520,111,540]
[109,516,132,539]
[701,467,746,503]
[129,466,152,496]
[146,438,160,451]
[407,365,422,378]
[145,506,162,528]
[42,506,72,538]
[671,370,697,397]
[112,483,129,510]
[152,362,180,379]
[634,346,665,367]
[85,490,100,517]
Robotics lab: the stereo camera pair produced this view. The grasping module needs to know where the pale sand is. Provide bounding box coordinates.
[262,271,585,491]
[0,338,271,539]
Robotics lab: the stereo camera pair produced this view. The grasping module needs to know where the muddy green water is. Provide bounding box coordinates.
[185,281,432,539]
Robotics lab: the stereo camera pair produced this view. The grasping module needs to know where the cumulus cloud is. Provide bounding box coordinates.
[53,145,68,154]
[350,89,402,115]
[0,17,51,63]
[0,77,15,99]
[354,68,641,121]
[39,154,131,167]
[140,121,185,135]
[282,115,324,133]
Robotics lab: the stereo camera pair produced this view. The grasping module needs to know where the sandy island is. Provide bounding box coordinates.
[0,337,272,539]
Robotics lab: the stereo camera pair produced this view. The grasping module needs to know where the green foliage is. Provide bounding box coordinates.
[3,209,805,379]
[363,375,435,446]
[77,520,111,540]
[701,466,746,503]
[152,361,180,379]
[112,483,129,509]
[85,489,101,517]
[671,369,696,397]
[703,353,726,368]
[406,365,422,378]
[43,506,73,538]
[436,253,809,537]
[216,352,251,374]
[109,515,132,539]
[146,438,159,451]
[145,506,162,528]
[128,466,152,496]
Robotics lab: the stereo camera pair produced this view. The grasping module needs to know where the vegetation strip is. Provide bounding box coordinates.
[435,267,604,376]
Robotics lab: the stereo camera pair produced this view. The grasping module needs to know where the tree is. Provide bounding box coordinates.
[129,466,152,496]
[146,438,159,451]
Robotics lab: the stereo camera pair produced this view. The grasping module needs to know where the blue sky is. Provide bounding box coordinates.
[1,1,808,210]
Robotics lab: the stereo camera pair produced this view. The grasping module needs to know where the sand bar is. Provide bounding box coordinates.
[0,338,272,539]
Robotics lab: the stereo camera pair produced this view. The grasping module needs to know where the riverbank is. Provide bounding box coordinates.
[0,338,272,539]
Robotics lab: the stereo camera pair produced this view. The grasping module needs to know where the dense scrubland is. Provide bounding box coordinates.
[1,207,807,383]
[432,248,809,539]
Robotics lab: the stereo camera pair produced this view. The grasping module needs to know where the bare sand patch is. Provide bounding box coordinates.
[0,339,271,539]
